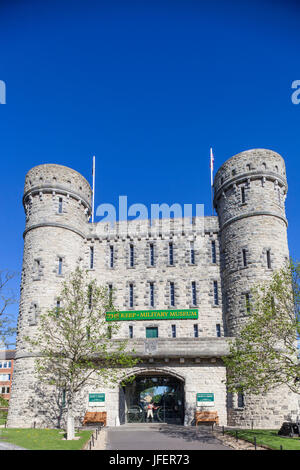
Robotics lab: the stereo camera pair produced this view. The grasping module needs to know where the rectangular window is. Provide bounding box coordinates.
[58,258,63,275]
[213,281,219,305]
[150,282,154,307]
[107,325,112,339]
[88,286,93,310]
[129,284,134,308]
[245,293,251,314]
[194,324,199,338]
[192,281,197,306]
[171,324,176,338]
[90,246,94,269]
[241,187,246,203]
[129,325,133,339]
[211,240,216,264]
[242,249,247,267]
[267,250,272,268]
[170,282,175,307]
[149,244,154,266]
[190,242,195,265]
[146,327,158,338]
[110,246,114,268]
[56,300,61,316]
[108,284,113,307]
[130,244,134,267]
[237,393,245,408]
[58,197,63,213]
[216,324,221,337]
[1,387,5,394]
[169,242,174,265]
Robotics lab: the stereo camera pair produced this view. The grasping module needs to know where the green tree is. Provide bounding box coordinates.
[223,261,300,398]
[26,268,139,440]
[0,270,17,346]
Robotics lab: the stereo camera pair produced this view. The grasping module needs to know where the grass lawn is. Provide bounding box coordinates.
[0,428,93,450]
[226,429,300,450]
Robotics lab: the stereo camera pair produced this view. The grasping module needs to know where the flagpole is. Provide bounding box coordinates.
[210,148,214,216]
[92,155,95,223]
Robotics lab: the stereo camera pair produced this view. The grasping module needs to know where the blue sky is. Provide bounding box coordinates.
[1,0,300,344]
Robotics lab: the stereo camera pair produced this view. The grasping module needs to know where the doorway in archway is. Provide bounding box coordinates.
[120,373,185,425]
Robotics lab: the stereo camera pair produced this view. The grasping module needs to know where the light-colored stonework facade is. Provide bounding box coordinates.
[7,148,300,429]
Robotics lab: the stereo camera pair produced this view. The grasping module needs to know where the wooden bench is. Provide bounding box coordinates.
[195,411,219,427]
[83,411,107,427]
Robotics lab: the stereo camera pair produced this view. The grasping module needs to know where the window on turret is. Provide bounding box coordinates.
[149,243,154,266]
[110,246,114,268]
[266,250,272,269]
[190,242,195,264]
[169,242,174,265]
[90,246,94,269]
[216,324,221,337]
[242,249,247,267]
[58,258,63,275]
[245,293,251,314]
[241,187,246,204]
[129,244,134,267]
[58,197,63,214]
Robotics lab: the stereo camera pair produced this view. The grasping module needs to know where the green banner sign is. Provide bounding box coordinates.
[89,393,105,403]
[197,393,214,402]
[106,309,198,322]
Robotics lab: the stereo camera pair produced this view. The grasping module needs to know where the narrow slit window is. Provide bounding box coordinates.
[192,281,197,306]
[129,325,133,339]
[58,258,63,275]
[58,197,63,214]
[110,246,114,268]
[108,284,113,307]
[211,240,216,264]
[216,324,221,337]
[194,324,199,338]
[242,249,247,267]
[90,246,94,269]
[190,242,195,265]
[149,244,154,266]
[245,293,251,314]
[169,242,174,265]
[150,282,154,307]
[171,325,176,338]
[130,244,134,267]
[170,282,175,307]
[241,187,246,203]
[266,250,271,269]
[129,284,134,308]
[213,281,219,305]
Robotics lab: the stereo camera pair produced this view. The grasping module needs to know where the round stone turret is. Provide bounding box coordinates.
[214,149,289,336]
[214,148,297,428]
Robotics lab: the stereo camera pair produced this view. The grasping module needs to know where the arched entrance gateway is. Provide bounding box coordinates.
[119,370,185,425]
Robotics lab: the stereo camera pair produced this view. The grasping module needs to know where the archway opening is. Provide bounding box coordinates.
[119,371,185,425]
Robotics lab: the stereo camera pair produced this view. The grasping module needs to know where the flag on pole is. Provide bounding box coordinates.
[210,147,214,187]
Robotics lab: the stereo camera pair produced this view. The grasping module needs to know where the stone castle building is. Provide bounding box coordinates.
[7,148,300,428]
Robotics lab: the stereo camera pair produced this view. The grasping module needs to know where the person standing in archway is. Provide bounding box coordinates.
[146,402,158,423]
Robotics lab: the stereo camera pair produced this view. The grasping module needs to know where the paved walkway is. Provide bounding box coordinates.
[92,424,231,450]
